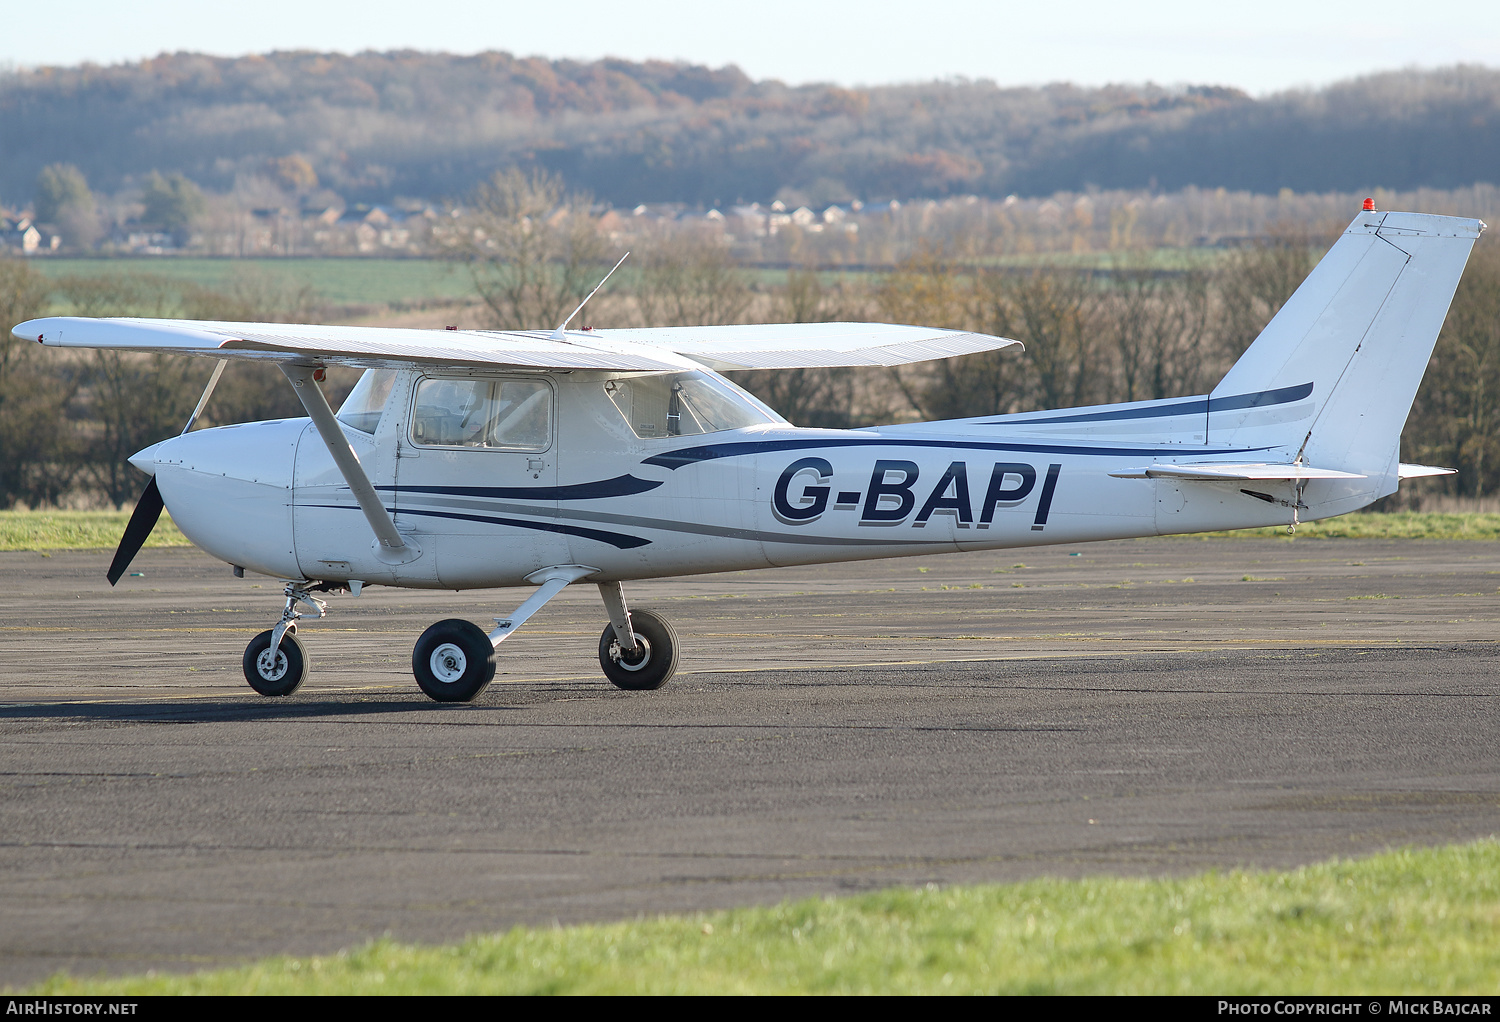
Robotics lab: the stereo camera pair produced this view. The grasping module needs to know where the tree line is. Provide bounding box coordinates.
[4,52,1498,211]
[3,173,1499,509]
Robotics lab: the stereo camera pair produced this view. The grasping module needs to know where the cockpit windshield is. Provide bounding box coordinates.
[336,369,397,434]
[603,371,784,439]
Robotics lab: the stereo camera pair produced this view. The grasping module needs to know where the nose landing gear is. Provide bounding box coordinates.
[243,628,308,696]
[240,581,326,697]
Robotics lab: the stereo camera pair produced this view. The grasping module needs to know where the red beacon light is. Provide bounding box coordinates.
[1363,197,1376,211]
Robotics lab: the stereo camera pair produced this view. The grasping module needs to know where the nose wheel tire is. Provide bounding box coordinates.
[598,609,678,691]
[243,629,309,697]
[413,619,496,702]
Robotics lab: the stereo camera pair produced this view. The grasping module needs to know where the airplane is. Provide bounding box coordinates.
[12,205,1484,702]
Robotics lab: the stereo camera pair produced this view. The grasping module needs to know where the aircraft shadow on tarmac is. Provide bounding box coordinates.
[0,697,529,723]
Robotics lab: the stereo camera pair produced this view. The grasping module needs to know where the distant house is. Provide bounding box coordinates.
[0,216,49,254]
[121,228,176,253]
[308,205,342,226]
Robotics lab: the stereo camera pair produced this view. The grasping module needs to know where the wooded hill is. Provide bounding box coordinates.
[3,52,1498,208]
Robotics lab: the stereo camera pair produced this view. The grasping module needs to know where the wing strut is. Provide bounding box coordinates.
[281,364,420,564]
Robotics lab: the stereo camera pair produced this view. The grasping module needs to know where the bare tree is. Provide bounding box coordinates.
[874,247,978,419]
[1217,234,1318,361]
[0,260,78,507]
[633,232,751,328]
[459,168,614,331]
[1405,239,1500,496]
[999,269,1101,411]
[1100,265,1216,403]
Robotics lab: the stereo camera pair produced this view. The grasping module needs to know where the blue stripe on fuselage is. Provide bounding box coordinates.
[294,502,652,549]
[373,474,662,500]
[984,382,1314,427]
[642,436,1273,471]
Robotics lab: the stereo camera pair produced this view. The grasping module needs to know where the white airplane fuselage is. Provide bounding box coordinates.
[26,207,1485,700]
[137,366,1371,590]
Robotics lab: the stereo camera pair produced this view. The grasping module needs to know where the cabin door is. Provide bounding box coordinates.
[394,373,562,588]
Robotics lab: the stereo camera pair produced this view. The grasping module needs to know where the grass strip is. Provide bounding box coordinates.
[0,510,190,552]
[4,509,1500,553]
[23,839,1500,995]
[7,510,1500,552]
[1180,512,1500,541]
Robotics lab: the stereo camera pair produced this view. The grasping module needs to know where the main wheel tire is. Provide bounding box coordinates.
[243,629,308,697]
[598,609,678,691]
[413,619,496,702]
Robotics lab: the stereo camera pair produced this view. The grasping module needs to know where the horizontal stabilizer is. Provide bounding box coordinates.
[1109,463,1367,481]
[14,317,1018,373]
[1397,463,1457,479]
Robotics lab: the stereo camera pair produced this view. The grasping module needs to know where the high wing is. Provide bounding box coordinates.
[14,317,1019,372]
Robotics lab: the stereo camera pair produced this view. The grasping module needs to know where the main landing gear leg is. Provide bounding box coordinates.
[407,569,681,702]
[411,565,595,703]
[243,582,326,697]
[596,581,678,691]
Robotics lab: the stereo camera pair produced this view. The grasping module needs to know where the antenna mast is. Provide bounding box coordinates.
[551,252,630,340]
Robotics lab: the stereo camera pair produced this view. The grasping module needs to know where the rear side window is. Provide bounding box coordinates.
[411,377,551,451]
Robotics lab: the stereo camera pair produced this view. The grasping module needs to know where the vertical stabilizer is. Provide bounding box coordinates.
[1208,210,1483,501]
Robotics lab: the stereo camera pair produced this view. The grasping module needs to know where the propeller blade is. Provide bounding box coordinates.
[107,477,165,586]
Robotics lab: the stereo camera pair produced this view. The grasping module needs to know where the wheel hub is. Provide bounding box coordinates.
[255,648,288,682]
[429,642,468,683]
[611,635,652,672]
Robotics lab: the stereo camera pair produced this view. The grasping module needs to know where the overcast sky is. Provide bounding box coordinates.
[6,0,1499,95]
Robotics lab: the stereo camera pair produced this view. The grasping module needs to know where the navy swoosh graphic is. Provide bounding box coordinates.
[404,492,955,548]
[988,383,1314,427]
[374,474,662,500]
[643,437,1273,470]
[296,504,650,549]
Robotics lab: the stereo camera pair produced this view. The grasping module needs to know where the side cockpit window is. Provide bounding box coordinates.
[411,377,552,450]
[336,369,397,434]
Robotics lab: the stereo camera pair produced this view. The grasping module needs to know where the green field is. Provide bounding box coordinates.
[29,257,474,308]
[0,510,189,552]
[24,248,1228,312]
[21,840,1499,995]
